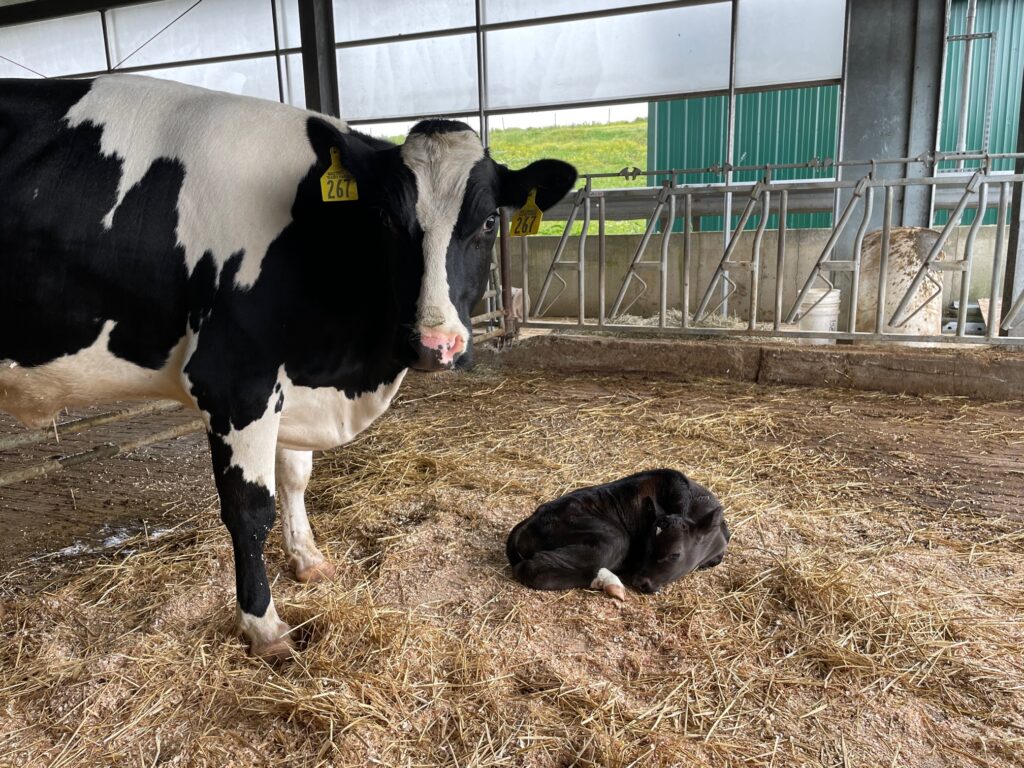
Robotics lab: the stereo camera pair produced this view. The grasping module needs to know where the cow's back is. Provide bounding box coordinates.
[0,76,324,426]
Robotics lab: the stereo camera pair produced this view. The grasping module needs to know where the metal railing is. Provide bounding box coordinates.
[517,152,1024,346]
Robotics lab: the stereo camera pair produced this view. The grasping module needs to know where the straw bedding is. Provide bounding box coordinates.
[0,366,1021,767]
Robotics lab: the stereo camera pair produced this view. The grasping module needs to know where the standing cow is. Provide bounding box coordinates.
[0,75,576,659]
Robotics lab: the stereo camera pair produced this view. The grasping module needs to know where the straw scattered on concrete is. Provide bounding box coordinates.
[0,366,1021,767]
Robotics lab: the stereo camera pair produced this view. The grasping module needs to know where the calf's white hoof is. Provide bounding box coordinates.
[591,567,626,601]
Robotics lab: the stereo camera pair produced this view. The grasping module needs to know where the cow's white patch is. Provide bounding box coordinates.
[64,75,346,288]
[0,320,189,428]
[275,446,325,575]
[400,129,483,341]
[236,599,291,651]
[219,381,283,490]
[591,567,624,591]
[276,370,407,451]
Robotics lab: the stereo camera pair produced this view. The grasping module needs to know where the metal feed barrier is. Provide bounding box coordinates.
[517,152,1024,346]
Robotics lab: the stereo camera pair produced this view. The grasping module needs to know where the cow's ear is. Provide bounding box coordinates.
[498,159,578,211]
[306,117,381,190]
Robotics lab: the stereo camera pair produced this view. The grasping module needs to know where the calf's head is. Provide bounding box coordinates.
[311,118,576,371]
[633,487,730,594]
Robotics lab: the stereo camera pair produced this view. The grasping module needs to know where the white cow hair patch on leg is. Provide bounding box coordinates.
[591,567,626,601]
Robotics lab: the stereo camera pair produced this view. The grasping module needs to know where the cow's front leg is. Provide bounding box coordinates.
[276,447,336,583]
[207,413,293,661]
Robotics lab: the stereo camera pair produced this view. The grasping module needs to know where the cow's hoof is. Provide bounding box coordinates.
[295,559,337,584]
[251,636,295,662]
[604,583,626,601]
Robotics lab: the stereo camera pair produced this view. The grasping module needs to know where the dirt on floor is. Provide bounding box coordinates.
[0,366,1021,767]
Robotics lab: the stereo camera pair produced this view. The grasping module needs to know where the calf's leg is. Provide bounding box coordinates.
[276,447,336,583]
[513,545,626,600]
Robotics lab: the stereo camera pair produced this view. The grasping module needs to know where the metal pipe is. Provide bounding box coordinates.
[785,177,867,324]
[271,0,285,104]
[598,196,607,327]
[987,182,1009,339]
[0,400,185,452]
[609,189,667,318]
[659,190,676,327]
[957,181,988,336]
[748,188,770,331]
[694,184,762,321]
[0,420,202,488]
[848,185,874,334]
[774,190,788,331]
[498,208,515,339]
[890,171,981,328]
[520,237,530,323]
[578,193,592,325]
[532,196,582,316]
[681,193,692,329]
[875,186,895,336]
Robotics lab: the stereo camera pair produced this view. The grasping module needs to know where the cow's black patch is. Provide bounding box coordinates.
[0,78,189,370]
[208,432,274,618]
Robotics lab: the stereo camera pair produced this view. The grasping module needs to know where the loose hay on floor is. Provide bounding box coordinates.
[0,367,1022,767]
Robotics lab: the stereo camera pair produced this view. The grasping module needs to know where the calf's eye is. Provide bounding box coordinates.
[482,214,498,234]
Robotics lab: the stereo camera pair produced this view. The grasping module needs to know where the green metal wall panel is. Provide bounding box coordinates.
[649,85,839,230]
[936,0,1024,224]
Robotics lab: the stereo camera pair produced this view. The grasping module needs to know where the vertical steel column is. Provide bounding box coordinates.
[100,9,113,72]
[475,0,489,146]
[271,0,285,104]
[298,0,339,117]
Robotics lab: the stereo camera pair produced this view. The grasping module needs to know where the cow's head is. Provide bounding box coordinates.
[308,118,576,372]
[632,484,730,594]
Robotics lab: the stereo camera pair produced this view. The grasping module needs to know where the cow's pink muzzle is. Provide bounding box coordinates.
[417,328,467,367]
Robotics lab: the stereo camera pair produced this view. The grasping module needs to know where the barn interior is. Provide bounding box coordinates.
[1,1,1022,766]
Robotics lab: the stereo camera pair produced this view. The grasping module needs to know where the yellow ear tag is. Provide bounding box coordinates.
[320,147,358,202]
[510,189,542,236]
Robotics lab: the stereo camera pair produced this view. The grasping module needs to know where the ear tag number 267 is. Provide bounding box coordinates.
[321,147,358,202]
[510,189,542,237]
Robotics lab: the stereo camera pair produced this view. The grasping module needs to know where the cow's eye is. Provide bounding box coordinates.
[482,214,498,234]
[661,553,681,563]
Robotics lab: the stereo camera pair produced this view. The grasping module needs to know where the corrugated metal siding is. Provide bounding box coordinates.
[937,0,1024,224]
[649,85,839,229]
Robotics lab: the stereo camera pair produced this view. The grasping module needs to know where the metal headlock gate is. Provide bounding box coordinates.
[519,151,1024,345]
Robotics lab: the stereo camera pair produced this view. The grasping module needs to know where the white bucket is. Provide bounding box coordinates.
[798,288,841,344]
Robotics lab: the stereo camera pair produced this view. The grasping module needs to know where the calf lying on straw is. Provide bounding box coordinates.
[506,468,730,600]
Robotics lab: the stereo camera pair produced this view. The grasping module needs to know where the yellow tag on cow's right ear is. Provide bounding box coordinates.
[509,189,542,236]
[320,147,358,202]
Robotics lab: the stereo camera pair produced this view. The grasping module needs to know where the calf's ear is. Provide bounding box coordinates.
[498,159,578,211]
[687,496,724,532]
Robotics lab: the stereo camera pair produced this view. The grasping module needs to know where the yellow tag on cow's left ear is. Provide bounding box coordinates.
[320,147,358,202]
[509,189,542,236]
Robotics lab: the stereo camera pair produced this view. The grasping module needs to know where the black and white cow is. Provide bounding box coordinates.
[0,75,576,659]
[506,469,730,599]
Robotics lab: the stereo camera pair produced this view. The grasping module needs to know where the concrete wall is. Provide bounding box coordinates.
[512,226,999,328]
